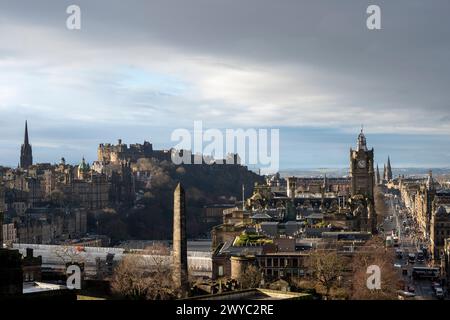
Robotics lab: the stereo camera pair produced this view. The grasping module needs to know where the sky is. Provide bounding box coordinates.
[0,0,450,170]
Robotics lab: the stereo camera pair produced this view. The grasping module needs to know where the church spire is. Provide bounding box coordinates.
[376,164,381,185]
[427,170,435,191]
[20,120,33,169]
[386,156,393,181]
[24,120,29,145]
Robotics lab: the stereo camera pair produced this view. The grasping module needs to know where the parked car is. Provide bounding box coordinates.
[416,251,425,263]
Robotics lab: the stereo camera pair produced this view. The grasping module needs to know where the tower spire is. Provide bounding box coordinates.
[24,120,29,145]
[357,126,368,152]
[427,170,435,191]
[376,164,381,185]
[386,156,393,181]
[20,120,33,169]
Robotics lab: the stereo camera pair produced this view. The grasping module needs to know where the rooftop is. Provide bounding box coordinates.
[23,282,67,294]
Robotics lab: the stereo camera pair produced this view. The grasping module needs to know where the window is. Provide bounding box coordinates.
[218,265,224,277]
[274,259,279,267]
[267,258,272,267]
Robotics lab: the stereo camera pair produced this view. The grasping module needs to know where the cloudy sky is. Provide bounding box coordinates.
[0,0,450,169]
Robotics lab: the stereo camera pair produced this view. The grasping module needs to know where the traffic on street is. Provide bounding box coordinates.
[381,194,446,300]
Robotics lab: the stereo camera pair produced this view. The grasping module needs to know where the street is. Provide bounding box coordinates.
[382,195,440,300]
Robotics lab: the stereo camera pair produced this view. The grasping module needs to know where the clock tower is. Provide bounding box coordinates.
[350,128,375,198]
[349,128,376,233]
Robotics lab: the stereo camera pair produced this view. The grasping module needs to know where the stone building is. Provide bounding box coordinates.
[0,184,23,295]
[430,191,450,260]
[109,161,135,207]
[98,139,171,164]
[15,207,87,244]
[349,129,376,233]
[414,171,436,239]
[22,248,42,282]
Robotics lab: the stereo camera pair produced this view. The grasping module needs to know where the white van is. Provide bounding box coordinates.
[435,287,444,299]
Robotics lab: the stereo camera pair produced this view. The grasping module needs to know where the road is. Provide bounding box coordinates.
[382,196,438,300]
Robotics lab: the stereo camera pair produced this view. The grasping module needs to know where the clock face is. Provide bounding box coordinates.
[358,160,366,169]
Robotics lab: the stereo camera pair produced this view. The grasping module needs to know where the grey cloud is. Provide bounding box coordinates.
[1,0,450,166]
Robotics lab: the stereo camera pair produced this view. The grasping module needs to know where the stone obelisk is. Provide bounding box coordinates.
[0,176,4,248]
[173,183,188,294]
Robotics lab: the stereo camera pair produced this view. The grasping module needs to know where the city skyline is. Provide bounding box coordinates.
[1,121,450,171]
[1,1,450,168]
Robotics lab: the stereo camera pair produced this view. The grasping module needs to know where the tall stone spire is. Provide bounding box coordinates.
[172,183,188,295]
[427,170,435,191]
[24,120,29,145]
[376,164,381,185]
[20,120,33,169]
[386,156,393,181]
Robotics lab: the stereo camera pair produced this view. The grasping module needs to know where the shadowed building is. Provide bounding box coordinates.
[349,128,377,233]
[173,183,188,294]
[20,121,33,169]
[0,178,23,296]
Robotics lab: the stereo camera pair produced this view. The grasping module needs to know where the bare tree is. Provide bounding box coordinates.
[53,245,86,265]
[238,265,263,289]
[351,237,400,300]
[111,244,178,300]
[306,250,346,299]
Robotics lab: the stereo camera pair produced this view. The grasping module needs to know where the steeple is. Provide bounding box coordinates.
[386,156,393,181]
[322,174,328,192]
[427,170,435,191]
[20,120,33,169]
[376,164,381,185]
[24,120,29,145]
